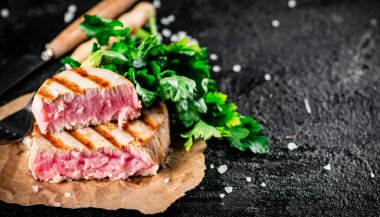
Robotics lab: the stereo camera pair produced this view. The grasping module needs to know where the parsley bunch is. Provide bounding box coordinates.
[61,15,269,154]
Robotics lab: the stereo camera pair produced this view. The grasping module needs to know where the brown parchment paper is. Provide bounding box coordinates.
[0,93,206,214]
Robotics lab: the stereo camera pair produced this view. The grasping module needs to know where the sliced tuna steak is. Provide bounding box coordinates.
[26,102,169,183]
[32,67,141,133]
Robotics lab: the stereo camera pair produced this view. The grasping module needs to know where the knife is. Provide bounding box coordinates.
[0,0,137,97]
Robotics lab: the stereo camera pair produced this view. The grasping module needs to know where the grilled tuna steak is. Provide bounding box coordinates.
[32,67,141,134]
[27,102,169,183]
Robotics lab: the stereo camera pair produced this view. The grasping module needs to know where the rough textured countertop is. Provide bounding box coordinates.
[0,0,379,216]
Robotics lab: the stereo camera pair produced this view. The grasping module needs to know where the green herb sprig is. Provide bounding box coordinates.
[62,14,269,154]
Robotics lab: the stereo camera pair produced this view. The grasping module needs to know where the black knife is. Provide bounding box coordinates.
[0,0,136,97]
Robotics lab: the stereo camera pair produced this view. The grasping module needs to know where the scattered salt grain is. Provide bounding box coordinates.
[232,64,241,72]
[272,20,280,28]
[287,142,298,150]
[323,163,331,171]
[68,4,77,13]
[167,15,175,23]
[157,33,163,42]
[210,163,215,169]
[64,192,72,198]
[54,202,61,207]
[370,18,377,27]
[210,53,218,61]
[188,38,199,45]
[260,182,266,187]
[288,0,297,8]
[304,98,312,114]
[153,0,161,9]
[164,178,170,183]
[370,173,375,178]
[177,31,187,40]
[64,12,74,23]
[264,73,272,81]
[219,193,225,198]
[212,65,221,73]
[170,34,179,42]
[162,28,172,37]
[1,8,9,18]
[224,186,233,193]
[246,177,252,182]
[32,185,39,192]
[217,165,228,174]
[64,63,72,70]
[160,15,175,26]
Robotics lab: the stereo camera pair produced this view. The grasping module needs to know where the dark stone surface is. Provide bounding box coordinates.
[1,0,380,216]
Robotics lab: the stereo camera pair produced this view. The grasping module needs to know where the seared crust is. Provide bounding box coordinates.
[35,67,134,102]
[31,101,170,165]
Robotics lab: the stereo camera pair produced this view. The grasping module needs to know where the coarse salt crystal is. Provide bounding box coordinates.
[157,33,163,42]
[224,186,233,193]
[260,182,266,187]
[323,163,331,171]
[219,193,225,198]
[370,18,377,27]
[153,0,161,8]
[177,31,187,40]
[217,165,228,174]
[162,28,172,37]
[167,15,175,22]
[160,18,169,25]
[288,0,297,8]
[370,173,375,178]
[164,178,170,183]
[210,163,215,169]
[304,98,312,114]
[232,64,241,72]
[287,142,298,150]
[246,177,252,182]
[210,53,218,61]
[68,4,77,12]
[212,65,221,73]
[188,38,198,45]
[32,185,39,192]
[64,12,74,23]
[264,73,272,81]
[170,34,179,42]
[54,202,61,207]
[272,20,280,27]
[1,8,9,18]
[64,192,72,198]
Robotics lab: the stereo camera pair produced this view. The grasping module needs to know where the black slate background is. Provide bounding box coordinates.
[1,0,380,216]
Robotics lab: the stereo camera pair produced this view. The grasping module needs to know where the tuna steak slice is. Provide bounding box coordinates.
[32,67,141,134]
[26,102,169,183]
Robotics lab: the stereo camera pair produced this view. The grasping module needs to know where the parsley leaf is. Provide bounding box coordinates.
[60,56,80,69]
[80,14,130,46]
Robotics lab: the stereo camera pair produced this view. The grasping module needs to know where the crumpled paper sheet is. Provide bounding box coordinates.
[0,93,206,214]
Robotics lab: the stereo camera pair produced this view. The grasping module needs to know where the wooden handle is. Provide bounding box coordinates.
[70,2,155,62]
[45,0,137,59]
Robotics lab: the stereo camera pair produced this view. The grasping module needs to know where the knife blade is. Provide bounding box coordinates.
[0,0,136,97]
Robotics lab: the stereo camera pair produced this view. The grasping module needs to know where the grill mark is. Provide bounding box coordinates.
[51,76,84,94]
[122,122,145,142]
[141,115,157,131]
[92,126,123,149]
[37,79,54,100]
[71,68,110,88]
[68,130,95,150]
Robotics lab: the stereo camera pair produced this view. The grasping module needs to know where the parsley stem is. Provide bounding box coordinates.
[148,11,158,36]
